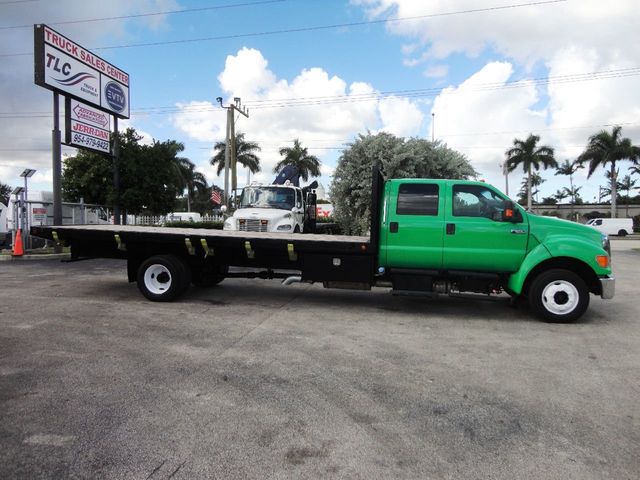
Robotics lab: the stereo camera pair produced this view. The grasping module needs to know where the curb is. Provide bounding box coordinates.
[0,253,71,262]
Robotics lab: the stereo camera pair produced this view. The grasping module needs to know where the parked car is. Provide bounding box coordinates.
[586,218,633,236]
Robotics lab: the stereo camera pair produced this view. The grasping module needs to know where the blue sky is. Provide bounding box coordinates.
[2,0,639,206]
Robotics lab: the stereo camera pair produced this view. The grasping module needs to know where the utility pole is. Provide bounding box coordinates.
[217,97,249,207]
[502,162,509,197]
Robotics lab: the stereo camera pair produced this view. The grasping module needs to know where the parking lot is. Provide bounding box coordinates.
[1,241,639,479]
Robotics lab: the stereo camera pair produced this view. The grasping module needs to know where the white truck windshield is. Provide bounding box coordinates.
[239,187,296,210]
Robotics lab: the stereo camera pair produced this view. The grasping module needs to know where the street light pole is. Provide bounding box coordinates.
[20,169,36,249]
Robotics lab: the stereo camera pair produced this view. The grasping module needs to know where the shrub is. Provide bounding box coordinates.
[164,221,223,229]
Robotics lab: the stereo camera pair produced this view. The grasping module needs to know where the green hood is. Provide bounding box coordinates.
[527,214,603,247]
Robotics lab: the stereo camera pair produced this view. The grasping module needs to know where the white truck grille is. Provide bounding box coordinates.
[238,219,269,232]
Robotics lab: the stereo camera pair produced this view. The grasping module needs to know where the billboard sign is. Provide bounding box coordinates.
[65,98,111,154]
[34,24,130,119]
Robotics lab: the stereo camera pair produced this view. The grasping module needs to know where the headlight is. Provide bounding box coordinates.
[277,224,292,231]
[224,220,233,230]
[601,234,611,256]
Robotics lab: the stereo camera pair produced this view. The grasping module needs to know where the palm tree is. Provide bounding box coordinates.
[273,138,321,182]
[555,159,583,220]
[578,125,640,218]
[517,171,545,206]
[618,174,638,217]
[175,158,208,211]
[0,181,11,205]
[210,133,261,196]
[554,189,569,203]
[505,134,557,211]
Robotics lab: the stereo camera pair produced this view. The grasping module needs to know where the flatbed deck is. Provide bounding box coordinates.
[31,224,370,253]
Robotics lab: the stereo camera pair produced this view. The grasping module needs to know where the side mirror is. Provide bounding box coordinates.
[502,201,521,223]
[307,181,318,189]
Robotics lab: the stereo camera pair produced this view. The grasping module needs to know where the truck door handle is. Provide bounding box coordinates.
[390,222,399,233]
[446,223,455,235]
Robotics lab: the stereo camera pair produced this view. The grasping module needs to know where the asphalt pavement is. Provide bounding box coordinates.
[0,240,638,479]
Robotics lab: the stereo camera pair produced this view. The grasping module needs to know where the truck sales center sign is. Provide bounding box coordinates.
[34,24,130,119]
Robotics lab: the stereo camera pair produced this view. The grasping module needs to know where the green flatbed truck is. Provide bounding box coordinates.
[31,167,614,323]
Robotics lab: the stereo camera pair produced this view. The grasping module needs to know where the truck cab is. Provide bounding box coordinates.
[377,178,614,322]
[223,184,306,233]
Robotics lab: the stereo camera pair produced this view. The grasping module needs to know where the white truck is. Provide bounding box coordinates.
[223,183,315,233]
[586,218,633,236]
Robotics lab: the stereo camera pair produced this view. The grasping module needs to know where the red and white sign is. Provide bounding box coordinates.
[65,98,111,154]
[316,204,334,218]
[72,101,109,128]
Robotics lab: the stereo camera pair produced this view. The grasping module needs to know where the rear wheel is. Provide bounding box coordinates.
[618,229,628,237]
[137,255,190,301]
[528,269,589,323]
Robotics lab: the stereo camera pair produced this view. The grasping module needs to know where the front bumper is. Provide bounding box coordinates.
[600,276,615,299]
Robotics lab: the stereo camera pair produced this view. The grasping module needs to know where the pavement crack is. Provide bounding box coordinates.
[167,460,186,479]
[146,459,166,479]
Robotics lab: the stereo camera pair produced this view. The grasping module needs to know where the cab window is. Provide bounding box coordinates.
[453,185,507,219]
[397,184,439,216]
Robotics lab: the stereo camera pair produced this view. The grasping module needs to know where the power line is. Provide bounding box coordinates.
[1,66,637,119]
[0,0,567,57]
[0,0,38,4]
[0,0,288,30]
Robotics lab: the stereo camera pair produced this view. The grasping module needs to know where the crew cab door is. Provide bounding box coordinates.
[382,181,444,269]
[442,183,528,272]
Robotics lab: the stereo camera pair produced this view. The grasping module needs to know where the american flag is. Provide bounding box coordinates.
[211,189,222,205]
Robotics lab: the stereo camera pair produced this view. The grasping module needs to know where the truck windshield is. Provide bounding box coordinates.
[239,187,295,210]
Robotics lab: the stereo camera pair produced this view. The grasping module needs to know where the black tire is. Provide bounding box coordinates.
[294,225,301,233]
[528,269,589,323]
[136,255,190,302]
[618,229,628,237]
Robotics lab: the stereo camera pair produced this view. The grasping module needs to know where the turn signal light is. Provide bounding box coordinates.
[596,255,609,268]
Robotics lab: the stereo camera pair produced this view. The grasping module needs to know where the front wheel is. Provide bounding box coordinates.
[137,255,191,301]
[528,269,589,323]
[618,229,628,237]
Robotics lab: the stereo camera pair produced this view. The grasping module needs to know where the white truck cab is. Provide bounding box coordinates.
[224,184,306,233]
[586,217,633,236]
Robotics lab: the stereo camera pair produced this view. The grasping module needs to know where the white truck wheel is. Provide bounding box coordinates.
[137,255,190,301]
[528,269,589,323]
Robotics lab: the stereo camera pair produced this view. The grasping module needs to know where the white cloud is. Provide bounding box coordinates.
[173,48,424,187]
[430,62,546,189]
[354,0,640,66]
[377,96,424,137]
[423,64,448,79]
[354,0,640,200]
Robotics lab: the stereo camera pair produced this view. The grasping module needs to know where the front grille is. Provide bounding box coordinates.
[238,218,269,232]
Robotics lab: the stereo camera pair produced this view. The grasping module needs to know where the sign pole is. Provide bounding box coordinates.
[113,117,121,225]
[52,92,63,251]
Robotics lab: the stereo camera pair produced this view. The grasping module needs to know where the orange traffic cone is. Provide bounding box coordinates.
[12,228,24,257]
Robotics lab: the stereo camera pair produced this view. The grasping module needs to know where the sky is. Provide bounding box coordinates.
[1,0,640,205]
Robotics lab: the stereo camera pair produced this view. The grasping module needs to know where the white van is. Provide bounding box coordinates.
[166,212,202,223]
[586,218,633,236]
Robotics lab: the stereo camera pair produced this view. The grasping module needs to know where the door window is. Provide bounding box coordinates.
[453,185,507,219]
[396,184,439,216]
